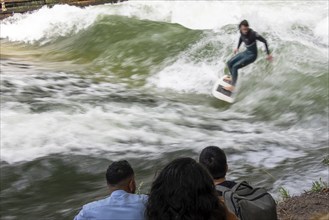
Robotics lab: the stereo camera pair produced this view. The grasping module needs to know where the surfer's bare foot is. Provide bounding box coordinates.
[224,85,235,92]
[224,75,231,81]
[223,75,232,83]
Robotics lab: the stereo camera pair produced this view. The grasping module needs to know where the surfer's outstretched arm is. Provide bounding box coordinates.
[255,33,269,54]
[255,33,272,60]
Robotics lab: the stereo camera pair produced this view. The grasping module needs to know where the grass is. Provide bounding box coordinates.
[279,187,291,200]
[310,178,328,193]
[279,178,328,200]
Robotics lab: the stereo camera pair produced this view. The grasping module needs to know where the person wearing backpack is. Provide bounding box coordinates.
[199,146,278,220]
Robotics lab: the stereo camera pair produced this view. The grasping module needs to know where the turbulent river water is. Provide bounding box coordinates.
[1,1,328,219]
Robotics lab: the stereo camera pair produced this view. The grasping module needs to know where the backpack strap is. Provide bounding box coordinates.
[216,181,253,194]
[215,184,231,193]
[230,181,253,192]
[216,183,239,216]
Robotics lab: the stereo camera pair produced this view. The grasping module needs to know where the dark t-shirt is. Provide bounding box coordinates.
[216,180,237,196]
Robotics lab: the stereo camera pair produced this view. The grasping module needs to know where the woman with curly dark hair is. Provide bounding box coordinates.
[146,157,237,220]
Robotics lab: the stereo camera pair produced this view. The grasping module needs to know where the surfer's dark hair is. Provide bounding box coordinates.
[106,160,134,185]
[199,146,227,179]
[146,158,226,220]
[239,20,249,28]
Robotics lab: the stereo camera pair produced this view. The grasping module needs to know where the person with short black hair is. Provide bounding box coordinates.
[146,157,237,220]
[200,146,278,220]
[199,146,237,196]
[224,19,273,92]
[74,160,147,220]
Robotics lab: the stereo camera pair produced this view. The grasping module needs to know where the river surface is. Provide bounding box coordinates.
[1,1,328,219]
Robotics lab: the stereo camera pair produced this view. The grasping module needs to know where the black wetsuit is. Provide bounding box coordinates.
[227,28,270,86]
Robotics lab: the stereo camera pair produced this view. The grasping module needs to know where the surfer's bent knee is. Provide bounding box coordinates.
[227,60,232,68]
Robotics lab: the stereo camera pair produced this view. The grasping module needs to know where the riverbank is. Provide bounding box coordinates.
[0,0,126,19]
[277,189,329,220]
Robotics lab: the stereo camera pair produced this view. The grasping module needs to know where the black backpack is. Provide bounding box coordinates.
[216,181,278,220]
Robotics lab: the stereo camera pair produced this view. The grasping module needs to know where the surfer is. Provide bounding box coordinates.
[224,20,273,92]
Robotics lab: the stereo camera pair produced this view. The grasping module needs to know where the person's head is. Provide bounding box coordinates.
[106,160,136,193]
[146,157,226,220]
[239,20,249,35]
[199,146,228,180]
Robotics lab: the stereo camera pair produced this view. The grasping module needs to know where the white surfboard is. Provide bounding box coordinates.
[212,76,235,103]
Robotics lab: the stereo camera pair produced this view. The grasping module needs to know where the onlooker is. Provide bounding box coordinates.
[200,146,277,220]
[199,146,236,196]
[74,160,147,220]
[146,157,237,220]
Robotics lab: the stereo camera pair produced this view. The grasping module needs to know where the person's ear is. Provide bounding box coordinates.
[128,178,136,194]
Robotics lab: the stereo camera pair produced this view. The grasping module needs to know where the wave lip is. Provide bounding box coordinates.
[1,1,328,45]
[0,5,101,43]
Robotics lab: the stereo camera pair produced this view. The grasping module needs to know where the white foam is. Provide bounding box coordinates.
[147,61,218,94]
[1,1,328,166]
[0,5,99,43]
[1,1,328,44]
[314,16,329,45]
[2,71,322,164]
